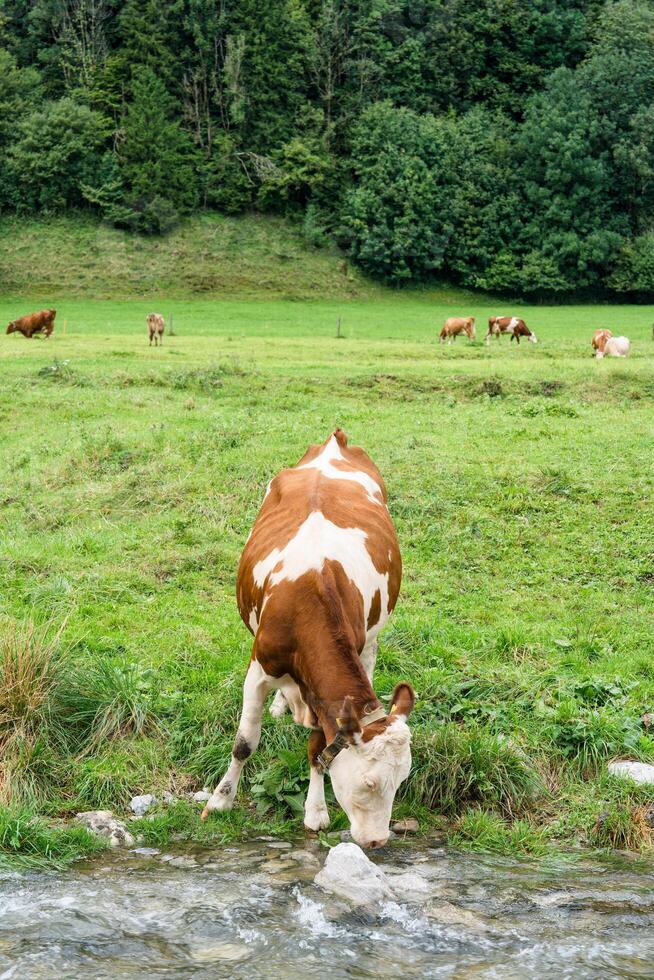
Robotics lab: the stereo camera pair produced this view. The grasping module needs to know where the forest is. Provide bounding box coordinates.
[1,0,654,298]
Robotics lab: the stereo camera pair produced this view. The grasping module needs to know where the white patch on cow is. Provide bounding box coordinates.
[508,317,519,333]
[328,718,412,848]
[248,608,258,634]
[529,332,538,344]
[604,336,630,357]
[252,510,391,626]
[297,436,383,505]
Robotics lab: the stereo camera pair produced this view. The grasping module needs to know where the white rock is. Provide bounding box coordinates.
[314,842,394,905]
[130,794,157,816]
[168,856,198,869]
[608,760,654,785]
[189,942,250,963]
[193,791,210,803]
[387,872,432,900]
[76,811,135,847]
[287,849,320,867]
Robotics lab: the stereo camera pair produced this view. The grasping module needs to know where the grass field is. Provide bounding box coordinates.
[1,286,654,862]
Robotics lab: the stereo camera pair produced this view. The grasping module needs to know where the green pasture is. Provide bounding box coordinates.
[1,294,654,862]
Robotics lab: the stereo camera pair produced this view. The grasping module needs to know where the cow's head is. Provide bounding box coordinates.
[328,683,414,849]
[467,318,476,340]
[6,322,15,334]
[528,331,538,344]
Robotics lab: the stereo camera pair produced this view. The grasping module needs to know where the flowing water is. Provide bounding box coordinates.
[1,837,654,979]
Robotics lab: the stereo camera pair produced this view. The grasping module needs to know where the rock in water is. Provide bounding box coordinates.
[76,811,135,847]
[314,842,394,905]
[391,817,419,834]
[130,794,157,816]
[608,760,654,785]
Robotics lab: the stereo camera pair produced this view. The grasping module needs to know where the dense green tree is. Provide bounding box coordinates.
[9,96,108,210]
[341,102,453,281]
[111,66,199,232]
[0,49,41,206]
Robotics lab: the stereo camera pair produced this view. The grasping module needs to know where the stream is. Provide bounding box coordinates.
[1,837,653,979]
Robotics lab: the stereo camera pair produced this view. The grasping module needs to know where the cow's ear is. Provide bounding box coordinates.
[336,696,361,739]
[389,682,415,720]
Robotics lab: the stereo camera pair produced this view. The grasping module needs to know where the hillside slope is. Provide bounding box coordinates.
[0,213,378,301]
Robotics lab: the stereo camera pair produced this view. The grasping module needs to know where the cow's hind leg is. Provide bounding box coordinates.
[201,660,272,819]
[269,689,288,718]
[304,729,330,832]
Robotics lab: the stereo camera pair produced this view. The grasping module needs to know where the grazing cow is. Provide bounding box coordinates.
[440,316,476,343]
[486,316,537,345]
[6,309,56,338]
[591,329,613,355]
[596,336,630,358]
[201,429,414,849]
[147,313,165,346]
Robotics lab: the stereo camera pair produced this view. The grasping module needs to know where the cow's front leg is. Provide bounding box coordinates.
[304,729,330,832]
[360,638,378,683]
[201,660,271,819]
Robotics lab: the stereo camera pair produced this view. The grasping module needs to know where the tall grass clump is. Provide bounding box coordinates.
[449,809,550,856]
[409,722,544,817]
[59,659,164,752]
[0,806,105,867]
[0,620,64,804]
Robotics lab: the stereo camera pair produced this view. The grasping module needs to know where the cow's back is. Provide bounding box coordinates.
[237,430,401,655]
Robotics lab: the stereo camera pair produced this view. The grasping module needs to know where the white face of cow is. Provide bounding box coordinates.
[529,332,538,344]
[328,683,414,848]
[329,717,412,848]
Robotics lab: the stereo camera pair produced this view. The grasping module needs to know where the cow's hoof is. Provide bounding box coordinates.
[304,806,330,832]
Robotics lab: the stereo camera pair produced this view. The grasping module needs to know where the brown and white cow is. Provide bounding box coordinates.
[6,309,56,338]
[147,313,165,346]
[486,316,537,345]
[201,429,414,848]
[591,329,613,355]
[440,316,476,343]
[596,335,630,359]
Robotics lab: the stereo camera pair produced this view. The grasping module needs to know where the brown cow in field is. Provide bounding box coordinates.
[201,428,414,848]
[486,315,537,345]
[440,316,476,343]
[6,309,56,338]
[591,329,613,355]
[147,313,165,346]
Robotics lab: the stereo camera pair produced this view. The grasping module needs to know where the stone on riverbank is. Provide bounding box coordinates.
[76,811,135,847]
[314,842,394,905]
[608,760,654,785]
[391,817,420,834]
[130,794,157,816]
